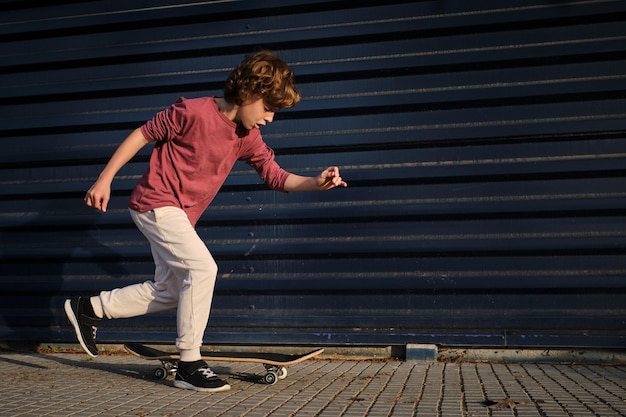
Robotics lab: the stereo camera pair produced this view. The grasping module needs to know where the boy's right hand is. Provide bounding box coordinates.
[84,180,111,212]
[82,127,149,213]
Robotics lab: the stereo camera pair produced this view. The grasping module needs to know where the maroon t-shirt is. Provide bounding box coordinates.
[129,97,290,226]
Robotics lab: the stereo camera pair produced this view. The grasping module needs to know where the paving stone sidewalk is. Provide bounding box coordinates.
[0,351,624,417]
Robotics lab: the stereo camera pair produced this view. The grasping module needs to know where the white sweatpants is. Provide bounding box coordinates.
[97,207,217,354]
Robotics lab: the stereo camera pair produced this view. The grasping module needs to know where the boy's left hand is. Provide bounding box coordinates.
[317,166,348,190]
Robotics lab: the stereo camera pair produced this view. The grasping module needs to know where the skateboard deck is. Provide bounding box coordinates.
[124,343,324,384]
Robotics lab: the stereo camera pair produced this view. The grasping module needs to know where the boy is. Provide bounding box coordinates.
[65,50,347,392]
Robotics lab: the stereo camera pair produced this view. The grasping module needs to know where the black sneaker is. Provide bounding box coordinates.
[64,297,100,357]
[174,360,231,392]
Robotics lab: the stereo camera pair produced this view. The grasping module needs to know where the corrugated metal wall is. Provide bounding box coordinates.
[1,0,625,350]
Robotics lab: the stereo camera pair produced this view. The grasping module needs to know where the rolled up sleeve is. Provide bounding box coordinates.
[242,135,291,192]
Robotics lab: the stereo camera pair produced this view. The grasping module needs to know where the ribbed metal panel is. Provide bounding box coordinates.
[1,0,625,349]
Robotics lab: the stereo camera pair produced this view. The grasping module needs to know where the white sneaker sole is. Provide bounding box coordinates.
[173,380,231,392]
[64,299,98,358]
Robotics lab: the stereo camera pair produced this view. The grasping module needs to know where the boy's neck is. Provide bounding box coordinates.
[215,97,238,122]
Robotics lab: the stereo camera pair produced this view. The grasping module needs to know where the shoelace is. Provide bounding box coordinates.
[91,326,97,340]
[197,367,217,379]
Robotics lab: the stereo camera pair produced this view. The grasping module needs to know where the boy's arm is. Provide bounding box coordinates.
[84,128,150,212]
[284,166,347,192]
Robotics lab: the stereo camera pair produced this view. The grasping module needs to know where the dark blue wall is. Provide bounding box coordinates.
[1,0,625,349]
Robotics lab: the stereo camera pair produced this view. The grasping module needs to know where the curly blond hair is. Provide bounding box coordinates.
[224,50,300,111]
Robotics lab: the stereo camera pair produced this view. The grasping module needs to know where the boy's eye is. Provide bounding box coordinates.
[263,102,277,112]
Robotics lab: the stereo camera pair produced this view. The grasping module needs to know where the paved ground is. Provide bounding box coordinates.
[0,351,624,417]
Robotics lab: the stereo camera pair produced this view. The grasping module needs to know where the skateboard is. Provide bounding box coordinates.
[124,343,324,385]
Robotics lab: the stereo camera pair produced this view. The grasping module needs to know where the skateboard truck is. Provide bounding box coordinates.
[151,359,287,384]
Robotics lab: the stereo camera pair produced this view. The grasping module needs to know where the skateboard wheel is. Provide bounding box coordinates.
[277,367,287,380]
[154,367,168,380]
[263,372,278,385]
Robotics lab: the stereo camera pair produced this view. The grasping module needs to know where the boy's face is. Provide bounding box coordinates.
[236,97,275,130]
